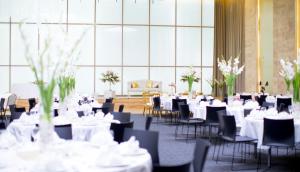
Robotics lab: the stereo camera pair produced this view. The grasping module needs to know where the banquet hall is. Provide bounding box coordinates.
[1,0,300,171]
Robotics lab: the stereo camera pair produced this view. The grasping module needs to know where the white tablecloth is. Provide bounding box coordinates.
[0,140,152,172]
[7,115,114,142]
[240,112,300,148]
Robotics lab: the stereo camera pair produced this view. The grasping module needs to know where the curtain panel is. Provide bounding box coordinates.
[213,0,245,97]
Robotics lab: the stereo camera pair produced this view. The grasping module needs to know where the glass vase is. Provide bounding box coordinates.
[38,106,54,150]
[293,72,300,102]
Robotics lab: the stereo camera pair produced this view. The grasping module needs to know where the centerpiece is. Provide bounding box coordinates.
[217,56,244,97]
[19,23,85,146]
[101,70,120,98]
[280,58,300,102]
[181,66,200,98]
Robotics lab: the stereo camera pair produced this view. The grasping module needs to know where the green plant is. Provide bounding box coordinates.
[101,70,120,90]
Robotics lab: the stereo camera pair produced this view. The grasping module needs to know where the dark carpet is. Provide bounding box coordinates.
[131,114,300,172]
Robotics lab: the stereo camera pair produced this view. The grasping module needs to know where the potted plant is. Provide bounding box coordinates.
[181,66,200,98]
[101,70,120,98]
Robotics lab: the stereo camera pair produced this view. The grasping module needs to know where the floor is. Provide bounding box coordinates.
[1,114,300,171]
[131,114,300,172]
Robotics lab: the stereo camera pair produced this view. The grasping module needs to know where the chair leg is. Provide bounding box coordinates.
[267,147,272,168]
[231,143,236,171]
[186,124,190,141]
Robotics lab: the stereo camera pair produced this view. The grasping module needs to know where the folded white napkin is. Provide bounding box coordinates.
[90,130,115,145]
[105,113,114,121]
[244,101,259,109]
[119,136,140,155]
[95,111,105,118]
[232,100,243,106]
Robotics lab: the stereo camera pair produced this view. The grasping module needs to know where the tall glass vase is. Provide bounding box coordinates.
[225,75,236,97]
[39,106,54,150]
[293,72,300,102]
[188,80,193,99]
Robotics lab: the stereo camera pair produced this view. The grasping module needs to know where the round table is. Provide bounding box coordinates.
[7,114,115,142]
[240,113,300,148]
[0,140,152,172]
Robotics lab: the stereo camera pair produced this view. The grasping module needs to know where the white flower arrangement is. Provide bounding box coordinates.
[181,67,200,92]
[217,57,244,77]
[217,56,244,96]
[279,59,295,81]
[101,70,120,91]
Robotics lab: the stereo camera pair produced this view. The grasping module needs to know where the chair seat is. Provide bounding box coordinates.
[264,142,294,148]
[178,119,204,124]
[222,135,257,142]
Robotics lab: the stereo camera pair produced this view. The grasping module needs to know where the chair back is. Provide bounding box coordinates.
[178,104,190,120]
[9,104,23,122]
[256,95,267,106]
[0,98,5,111]
[172,99,187,112]
[54,124,72,140]
[28,98,36,112]
[278,103,289,113]
[153,162,191,172]
[218,112,236,141]
[153,97,161,110]
[244,109,252,117]
[206,106,226,124]
[110,121,134,143]
[145,116,153,130]
[112,112,131,123]
[240,95,252,102]
[276,97,292,112]
[118,104,124,112]
[102,102,114,112]
[77,111,84,117]
[193,139,210,172]
[53,109,59,117]
[263,118,295,147]
[105,98,113,103]
[123,129,159,164]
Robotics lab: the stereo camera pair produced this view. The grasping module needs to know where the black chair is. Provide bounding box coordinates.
[260,118,295,168]
[216,112,257,170]
[278,103,290,113]
[205,106,226,140]
[123,128,159,164]
[112,112,131,123]
[0,98,5,116]
[244,108,252,117]
[54,124,72,140]
[102,102,114,112]
[175,104,204,139]
[28,98,36,112]
[105,98,113,103]
[171,99,187,122]
[9,104,24,122]
[110,121,134,143]
[276,97,292,112]
[77,111,84,117]
[153,162,191,172]
[256,95,267,106]
[53,109,59,117]
[118,104,124,112]
[145,116,153,130]
[193,139,210,172]
[240,95,252,103]
[152,96,162,118]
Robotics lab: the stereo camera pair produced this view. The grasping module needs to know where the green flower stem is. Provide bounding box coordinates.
[188,78,193,92]
[293,72,300,102]
[225,74,236,97]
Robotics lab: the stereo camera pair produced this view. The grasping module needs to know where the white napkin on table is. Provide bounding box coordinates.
[90,130,115,145]
[18,113,36,124]
[232,100,243,106]
[119,136,140,155]
[95,111,105,119]
[266,96,276,103]
[104,113,114,121]
[244,101,259,109]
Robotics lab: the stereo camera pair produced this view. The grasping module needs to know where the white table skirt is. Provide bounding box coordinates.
[0,141,152,172]
[7,121,111,142]
[240,116,300,148]
[190,105,245,127]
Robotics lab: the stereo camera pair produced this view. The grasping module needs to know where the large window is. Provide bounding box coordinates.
[0,0,214,95]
